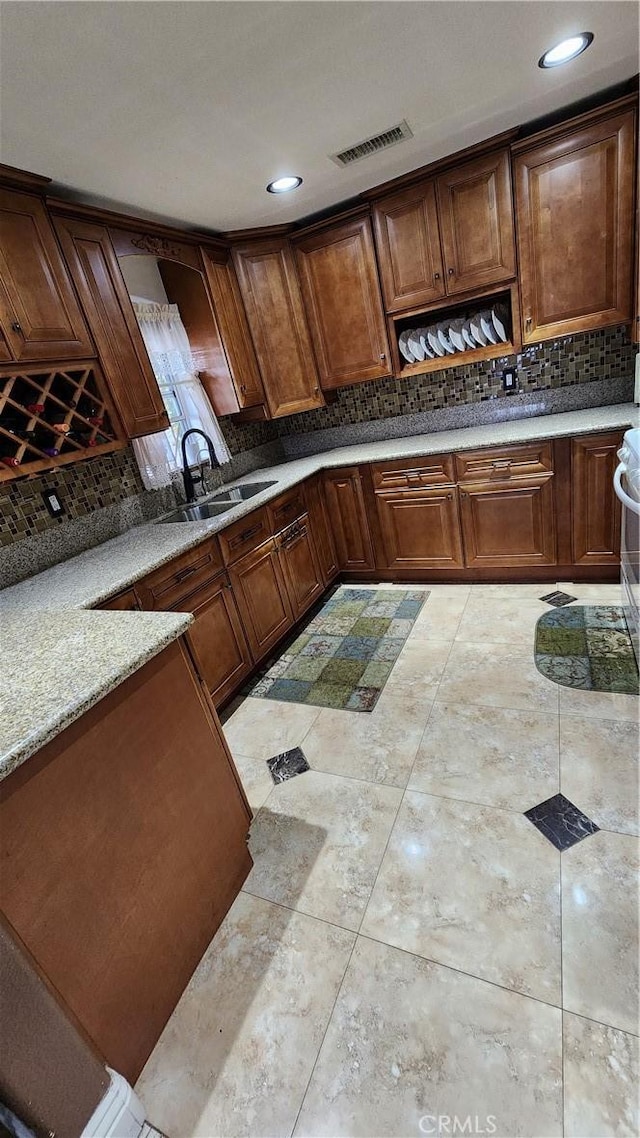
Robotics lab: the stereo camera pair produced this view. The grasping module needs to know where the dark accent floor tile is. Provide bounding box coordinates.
[267,747,310,784]
[524,793,599,850]
[540,590,578,607]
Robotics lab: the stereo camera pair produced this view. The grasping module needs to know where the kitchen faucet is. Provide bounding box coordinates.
[180,428,220,503]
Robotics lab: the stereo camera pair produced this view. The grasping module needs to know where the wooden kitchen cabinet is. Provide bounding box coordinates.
[572,431,624,565]
[228,537,294,660]
[371,149,515,312]
[293,214,391,389]
[376,486,464,570]
[0,189,94,362]
[459,475,557,567]
[277,512,324,618]
[232,237,324,417]
[182,573,252,706]
[200,247,266,412]
[435,149,516,296]
[513,101,636,343]
[323,467,375,570]
[305,474,338,584]
[52,214,169,437]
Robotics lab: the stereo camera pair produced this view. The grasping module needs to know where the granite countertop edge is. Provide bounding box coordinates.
[1,402,636,778]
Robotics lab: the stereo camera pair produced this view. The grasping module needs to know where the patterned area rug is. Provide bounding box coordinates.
[535,605,639,694]
[246,586,429,711]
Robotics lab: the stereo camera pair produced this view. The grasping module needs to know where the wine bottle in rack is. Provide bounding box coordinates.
[45,410,71,433]
[73,395,104,426]
[22,398,45,415]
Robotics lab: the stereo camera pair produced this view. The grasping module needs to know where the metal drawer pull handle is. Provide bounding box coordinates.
[175,564,198,582]
[11,320,22,333]
[236,523,262,544]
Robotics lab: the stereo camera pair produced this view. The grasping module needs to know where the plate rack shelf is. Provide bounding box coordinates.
[388,282,521,380]
[0,362,126,483]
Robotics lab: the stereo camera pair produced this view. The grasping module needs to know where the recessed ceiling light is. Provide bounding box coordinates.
[266,175,303,194]
[538,32,594,68]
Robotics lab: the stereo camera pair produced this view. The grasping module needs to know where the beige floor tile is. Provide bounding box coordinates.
[562,830,639,1034]
[223,696,321,760]
[437,641,559,713]
[135,893,354,1138]
[301,683,437,787]
[408,594,469,641]
[455,596,548,646]
[244,770,402,930]
[560,715,639,836]
[386,637,452,690]
[472,583,556,598]
[294,937,563,1138]
[229,752,274,813]
[559,685,639,722]
[558,582,624,603]
[563,1012,639,1137]
[409,702,559,810]
[361,791,561,1004]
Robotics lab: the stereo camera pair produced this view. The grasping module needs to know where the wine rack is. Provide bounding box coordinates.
[0,362,126,482]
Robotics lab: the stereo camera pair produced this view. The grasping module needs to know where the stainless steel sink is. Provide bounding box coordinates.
[160,481,278,523]
[210,481,278,503]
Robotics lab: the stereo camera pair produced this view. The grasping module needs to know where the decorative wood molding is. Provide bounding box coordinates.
[0,163,51,193]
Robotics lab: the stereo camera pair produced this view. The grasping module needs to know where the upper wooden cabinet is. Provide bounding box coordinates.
[293,215,391,389]
[513,103,636,344]
[435,149,516,296]
[232,237,324,418]
[0,189,94,361]
[199,248,266,413]
[52,215,169,437]
[372,149,515,312]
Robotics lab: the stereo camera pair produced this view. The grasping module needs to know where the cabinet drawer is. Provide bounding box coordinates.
[455,442,554,483]
[267,485,306,533]
[136,538,223,610]
[371,454,455,490]
[219,507,270,564]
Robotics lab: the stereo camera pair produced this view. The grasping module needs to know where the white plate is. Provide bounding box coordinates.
[461,319,477,348]
[492,304,508,342]
[407,330,425,362]
[398,330,416,363]
[437,322,455,354]
[427,328,446,356]
[417,328,435,358]
[448,318,467,352]
[469,314,488,346]
[480,310,498,344]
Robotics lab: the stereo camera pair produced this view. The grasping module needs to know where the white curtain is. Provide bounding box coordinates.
[131,301,231,490]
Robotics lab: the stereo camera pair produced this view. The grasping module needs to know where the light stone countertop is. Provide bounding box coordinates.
[0,402,636,779]
[0,609,192,780]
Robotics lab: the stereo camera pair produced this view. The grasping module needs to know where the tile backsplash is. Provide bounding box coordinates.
[1,323,635,582]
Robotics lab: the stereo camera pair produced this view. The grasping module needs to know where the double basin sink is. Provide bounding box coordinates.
[161,481,278,524]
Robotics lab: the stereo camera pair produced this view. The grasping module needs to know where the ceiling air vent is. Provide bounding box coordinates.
[330,120,414,167]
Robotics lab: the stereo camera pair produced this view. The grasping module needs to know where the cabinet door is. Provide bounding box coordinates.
[572,432,623,566]
[305,475,338,584]
[372,181,445,312]
[200,249,266,411]
[232,238,323,417]
[459,476,557,567]
[99,588,140,611]
[514,107,635,343]
[294,216,391,389]
[436,149,516,296]
[184,574,252,707]
[228,538,294,661]
[376,486,464,570]
[278,513,324,619]
[52,216,169,437]
[0,190,94,361]
[323,467,375,570]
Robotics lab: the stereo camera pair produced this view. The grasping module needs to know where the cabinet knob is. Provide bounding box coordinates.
[11,321,21,333]
[525,316,533,332]
[434,272,440,281]
[448,268,455,276]
[240,384,247,394]
[380,353,386,361]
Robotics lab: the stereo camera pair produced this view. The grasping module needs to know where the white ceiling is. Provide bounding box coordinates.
[1,1,637,232]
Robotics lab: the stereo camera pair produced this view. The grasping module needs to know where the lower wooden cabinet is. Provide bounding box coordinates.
[324,467,375,571]
[183,573,252,706]
[229,537,294,660]
[305,475,339,584]
[572,431,624,565]
[277,513,324,618]
[459,475,557,567]
[375,485,464,570]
